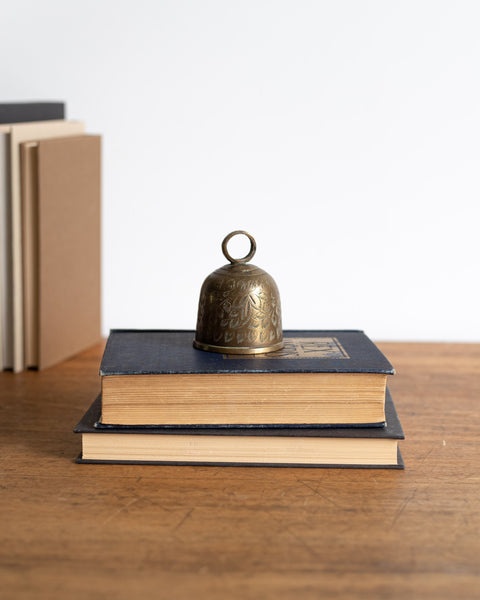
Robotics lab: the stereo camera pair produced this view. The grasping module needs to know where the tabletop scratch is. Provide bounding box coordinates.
[297,479,342,508]
[101,497,141,526]
[390,489,417,530]
[419,446,435,464]
[173,508,194,532]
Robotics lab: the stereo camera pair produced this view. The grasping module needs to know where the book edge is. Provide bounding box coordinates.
[74,388,405,438]
[74,448,404,469]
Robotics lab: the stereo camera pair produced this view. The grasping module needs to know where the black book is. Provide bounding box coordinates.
[100,329,394,427]
[0,102,65,124]
[74,388,404,468]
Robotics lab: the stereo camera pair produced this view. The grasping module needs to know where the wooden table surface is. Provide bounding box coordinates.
[1,341,479,599]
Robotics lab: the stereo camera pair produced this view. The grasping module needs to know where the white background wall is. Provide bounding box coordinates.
[2,0,479,341]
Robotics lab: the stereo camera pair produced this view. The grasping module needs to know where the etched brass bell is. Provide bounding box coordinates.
[194,231,284,354]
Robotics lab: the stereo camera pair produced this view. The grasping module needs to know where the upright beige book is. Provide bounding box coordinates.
[0,120,85,371]
[20,135,101,369]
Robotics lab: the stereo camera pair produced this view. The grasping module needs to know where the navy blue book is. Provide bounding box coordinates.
[0,102,65,124]
[74,388,404,469]
[100,330,394,427]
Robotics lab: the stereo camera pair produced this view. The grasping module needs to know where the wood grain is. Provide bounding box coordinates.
[1,341,479,599]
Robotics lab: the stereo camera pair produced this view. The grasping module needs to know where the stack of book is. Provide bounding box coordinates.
[75,330,405,468]
[0,101,101,372]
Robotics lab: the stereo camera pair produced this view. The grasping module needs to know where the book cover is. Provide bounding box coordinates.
[20,142,38,367]
[0,102,65,124]
[74,388,404,468]
[20,135,101,369]
[0,120,85,371]
[0,132,12,369]
[100,329,395,376]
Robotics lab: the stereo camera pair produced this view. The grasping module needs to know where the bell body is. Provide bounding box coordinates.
[194,262,283,354]
[194,234,284,355]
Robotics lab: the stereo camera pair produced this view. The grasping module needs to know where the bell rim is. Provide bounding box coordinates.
[193,339,284,355]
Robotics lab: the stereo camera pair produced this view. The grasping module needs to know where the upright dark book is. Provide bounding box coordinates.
[0,102,65,124]
[75,389,404,468]
[100,330,395,426]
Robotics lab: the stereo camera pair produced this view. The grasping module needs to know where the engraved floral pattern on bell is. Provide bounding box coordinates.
[194,232,284,354]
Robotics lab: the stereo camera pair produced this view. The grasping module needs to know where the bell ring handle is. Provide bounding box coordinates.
[222,230,257,264]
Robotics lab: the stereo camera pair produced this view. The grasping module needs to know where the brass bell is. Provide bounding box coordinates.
[194,231,284,354]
